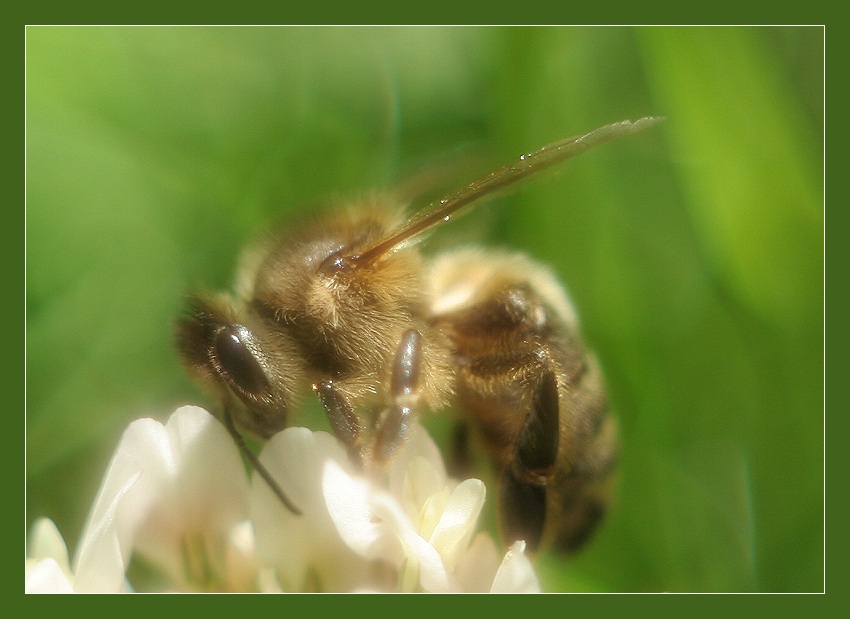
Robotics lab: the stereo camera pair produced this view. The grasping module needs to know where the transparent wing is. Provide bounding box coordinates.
[353,116,663,266]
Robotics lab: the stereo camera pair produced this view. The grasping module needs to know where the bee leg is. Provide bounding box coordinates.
[221,404,302,515]
[448,420,474,479]
[501,470,546,552]
[500,370,560,552]
[372,329,421,465]
[314,379,366,469]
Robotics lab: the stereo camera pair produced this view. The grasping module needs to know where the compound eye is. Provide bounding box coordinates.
[213,325,271,397]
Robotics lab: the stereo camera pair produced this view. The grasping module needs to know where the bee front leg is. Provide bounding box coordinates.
[500,369,560,552]
[373,329,422,465]
[316,329,423,469]
[314,379,366,469]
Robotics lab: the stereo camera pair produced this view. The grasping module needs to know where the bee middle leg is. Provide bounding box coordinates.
[373,329,422,465]
[314,329,423,468]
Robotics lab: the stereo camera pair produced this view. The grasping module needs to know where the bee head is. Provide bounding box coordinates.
[175,293,303,438]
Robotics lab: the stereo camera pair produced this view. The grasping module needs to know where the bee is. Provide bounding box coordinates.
[175,117,661,553]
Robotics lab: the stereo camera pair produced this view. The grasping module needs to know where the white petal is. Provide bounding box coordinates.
[409,536,454,592]
[251,428,335,582]
[402,456,447,530]
[386,424,446,508]
[222,520,259,592]
[73,406,251,592]
[258,428,348,515]
[26,558,74,594]
[455,533,501,593]
[325,462,458,592]
[27,518,71,577]
[369,493,456,593]
[72,454,143,592]
[417,486,450,540]
[323,461,406,567]
[252,427,369,591]
[144,405,250,540]
[490,541,541,593]
[163,405,251,528]
[428,478,485,570]
[257,568,283,593]
[323,460,379,554]
[136,406,251,588]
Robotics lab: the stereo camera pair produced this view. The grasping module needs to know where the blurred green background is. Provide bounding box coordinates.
[26,26,823,592]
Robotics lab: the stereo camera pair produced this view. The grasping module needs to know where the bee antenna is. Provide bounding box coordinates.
[221,405,302,515]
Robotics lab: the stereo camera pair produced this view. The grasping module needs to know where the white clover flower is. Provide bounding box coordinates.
[26,518,75,593]
[247,427,377,592]
[28,406,259,592]
[26,406,540,593]
[320,424,540,592]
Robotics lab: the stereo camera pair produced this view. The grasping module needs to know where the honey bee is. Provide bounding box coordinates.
[176,117,661,553]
